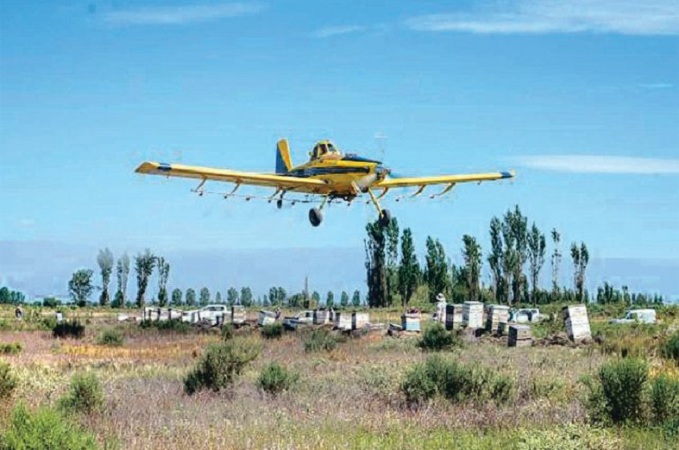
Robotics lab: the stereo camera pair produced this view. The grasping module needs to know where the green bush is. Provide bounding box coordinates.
[401,355,515,406]
[184,337,262,395]
[58,373,104,415]
[650,375,679,425]
[221,323,234,340]
[0,360,18,401]
[257,362,299,396]
[418,323,458,351]
[0,403,98,450]
[139,319,192,333]
[261,323,284,340]
[662,332,679,365]
[594,358,648,424]
[0,342,22,355]
[97,329,124,347]
[52,320,85,339]
[303,329,339,353]
[516,424,620,450]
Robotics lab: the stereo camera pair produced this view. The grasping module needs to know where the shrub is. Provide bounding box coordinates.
[401,355,515,406]
[516,424,621,450]
[52,320,85,339]
[303,329,338,353]
[139,319,192,333]
[257,362,299,396]
[662,332,679,365]
[0,342,22,355]
[0,403,98,450]
[594,358,648,424]
[261,323,284,340]
[650,375,679,425]
[0,360,18,401]
[58,373,104,415]
[221,323,234,340]
[97,329,124,347]
[418,323,457,351]
[184,337,262,395]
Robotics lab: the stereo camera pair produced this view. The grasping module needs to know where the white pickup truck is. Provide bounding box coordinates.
[609,309,657,325]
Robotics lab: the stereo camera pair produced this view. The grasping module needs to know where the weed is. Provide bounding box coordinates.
[516,424,620,450]
[257,362,299,396]
[0,359,18,401]
[650,374,679,425]
[661,331,679,365]
[303,329,339,353]
[139,319,192,333]
[97,329,124,347]
[184,337,262,395]
[52,320,85,339]
[0,403,98,450]
[260,323,284,340]
[221,323,234,340]
[58,372,105,415]
[587,358,648,425]
[418,323,458,351]
[0,342,22,355]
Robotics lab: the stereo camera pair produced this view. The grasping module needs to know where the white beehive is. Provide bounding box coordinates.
[463,301,484,329]
[562,304,591,342]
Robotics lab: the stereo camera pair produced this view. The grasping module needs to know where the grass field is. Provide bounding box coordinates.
[1,305,677,449]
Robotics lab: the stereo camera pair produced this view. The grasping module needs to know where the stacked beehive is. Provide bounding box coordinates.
[562,305,591,342]
[258,310,276,326]
[231,306,246,325]
[508,324,532,347]
[313,309,330,325]
[352,312,370,330]
[445,304,464,330]
[401,313,421,332]
[463,301,484,329]
[486,304,510,335]
[333,312,352,330]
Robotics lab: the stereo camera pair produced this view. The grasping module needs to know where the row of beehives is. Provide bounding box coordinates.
[259,309,371,331]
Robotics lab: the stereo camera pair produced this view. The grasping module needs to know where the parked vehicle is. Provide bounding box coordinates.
[282,310,314,330]
[182,305,227,324]
[609,309,657,325]
[510,308,547,323]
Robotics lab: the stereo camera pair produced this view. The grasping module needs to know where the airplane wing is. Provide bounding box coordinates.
[376,171,515,189]
[135,161,328,193]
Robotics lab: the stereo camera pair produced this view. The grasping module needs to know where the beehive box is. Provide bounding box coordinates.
[258,310,276,326]
[562,305,591,342]
[401,313,421,332]
[463,301,484,329]
[508,324,533,347]
[352,312,370,330]
[231,306,246,325]
[313,309,330,325]
[333,312,352,330]
[486,304,510,335]
[445,304,464,330]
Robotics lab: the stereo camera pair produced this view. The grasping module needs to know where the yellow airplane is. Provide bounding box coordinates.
[135,139,515,227]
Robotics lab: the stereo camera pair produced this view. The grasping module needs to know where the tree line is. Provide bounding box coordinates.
[365,204,664,308]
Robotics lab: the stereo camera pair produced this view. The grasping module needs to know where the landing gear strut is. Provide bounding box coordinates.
[308,196,328,227]
[367,189,393,227]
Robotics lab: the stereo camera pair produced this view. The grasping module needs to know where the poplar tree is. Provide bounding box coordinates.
[113,253,130,308]
[135,249,156,308]
[424,237,449,303]
[461,235,482,301]
[97,248,114,307]
[527,223,546,306]
[156,257,170,307]
[398,228,420,307]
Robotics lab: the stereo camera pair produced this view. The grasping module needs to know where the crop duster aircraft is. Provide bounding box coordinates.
[135,139,515,227]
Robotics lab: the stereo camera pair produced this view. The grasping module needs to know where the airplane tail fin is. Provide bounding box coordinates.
[276,139,293,174]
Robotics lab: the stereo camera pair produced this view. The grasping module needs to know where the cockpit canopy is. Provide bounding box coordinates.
[310,141,341,160]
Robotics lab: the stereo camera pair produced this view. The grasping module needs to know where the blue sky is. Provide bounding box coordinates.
[1,1,678,298]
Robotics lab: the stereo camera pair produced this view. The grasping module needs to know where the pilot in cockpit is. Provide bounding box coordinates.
[310,142,341,161]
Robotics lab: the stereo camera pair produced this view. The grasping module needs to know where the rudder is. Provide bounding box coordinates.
[276,139,293,174]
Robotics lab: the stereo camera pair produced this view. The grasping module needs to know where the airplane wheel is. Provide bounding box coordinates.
[379,209,392,227]
[309,208,323,227]
[277,199,283,209]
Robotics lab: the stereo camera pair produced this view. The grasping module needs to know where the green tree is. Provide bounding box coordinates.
[171,288,183,306]
[503,206,528,304]
[311,291,321,308]
[240,287,253,306]
[398,228,420,307]
[134,249,156,308]
[424,236,449,303]
[0,287,9,304]
[461,235,482,301]
[227,287,239,306]
[277,287,287,305]
[96,248,114,307]
[215,291,223,304]
[352,290,361,307]
[488,217,504,302]
[551,229,562,297]
[365,220,389,307]
[340,291,349,308]
[326,291,335,308]
[571,242,590,303]
[185,288,197,306]
[199,287,210,306]
[113,253,130,308]
[385,218,400,304]
[527,223,547,306]
[68,269,94,307]
[156,256,170,307]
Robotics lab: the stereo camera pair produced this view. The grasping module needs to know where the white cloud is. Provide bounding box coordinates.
[517,155,679,174]
[105,3,264,26]
[405,1,679,35]
[313,25,364,38]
